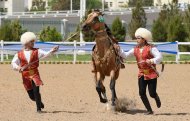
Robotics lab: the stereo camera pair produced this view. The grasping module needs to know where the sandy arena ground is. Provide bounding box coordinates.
[0,64,190,121]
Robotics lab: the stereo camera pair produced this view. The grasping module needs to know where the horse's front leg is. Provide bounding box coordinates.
[95,72,107,103]
[110,70,118,106]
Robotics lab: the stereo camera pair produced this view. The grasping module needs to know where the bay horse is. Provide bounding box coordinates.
[82,11,121,106]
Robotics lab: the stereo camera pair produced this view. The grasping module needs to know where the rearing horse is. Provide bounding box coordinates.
[82,11,121,106]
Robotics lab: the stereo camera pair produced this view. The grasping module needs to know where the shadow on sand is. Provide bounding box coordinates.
[117,109,147,115]
[118,109,190,116]
[155,113,190,116]
[41,110,89,114]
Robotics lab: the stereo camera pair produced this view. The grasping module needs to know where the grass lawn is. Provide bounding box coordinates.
[3,54,189,62]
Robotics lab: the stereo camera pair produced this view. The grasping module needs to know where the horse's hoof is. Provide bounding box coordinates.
[100,99,108,103]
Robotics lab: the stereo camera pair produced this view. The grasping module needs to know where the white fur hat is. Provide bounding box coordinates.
[20,32,37,45]
[135,28,152,41]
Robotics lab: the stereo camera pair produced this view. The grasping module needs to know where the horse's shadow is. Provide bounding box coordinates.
[41,110,88,114]
[155,113,190,116]
[118,109,147,115]
[120,109,190,116]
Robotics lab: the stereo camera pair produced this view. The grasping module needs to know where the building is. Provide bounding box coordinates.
[105,0,190,10]
[0,0,25,14]
[0,0,49,14]
[26,0,49,11]
[105,0,129,10]
[154,0,190,6]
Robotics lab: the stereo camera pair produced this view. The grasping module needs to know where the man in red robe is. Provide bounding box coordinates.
[11,32,59,113]
[120,28,162,115]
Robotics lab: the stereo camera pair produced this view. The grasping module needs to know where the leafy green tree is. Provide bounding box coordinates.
[184,6,190,41]
[152,1,189,51]
[30,0,46,11]
[87,0,102,9]
[51,0,70,10]
[152,7,168,42]
[0,21,12,41]
[167,15,187,42]
[51,0,102,10]
[128,0,147,39]
[111,17,126,42]
[128,0,153,7]
[67,9,95,42]
[0,20,26,41]
[143,0,154,6]
[152,19,167,42]
[39,26,62,42]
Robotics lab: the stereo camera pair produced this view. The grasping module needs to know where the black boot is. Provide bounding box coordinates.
[141,95,153,115]
[155,95,161,108]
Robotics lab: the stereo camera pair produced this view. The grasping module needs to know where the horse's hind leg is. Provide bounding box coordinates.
[110,70,118,106]
[95,72,107,103]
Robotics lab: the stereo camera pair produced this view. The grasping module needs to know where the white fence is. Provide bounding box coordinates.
[0,40,190,63]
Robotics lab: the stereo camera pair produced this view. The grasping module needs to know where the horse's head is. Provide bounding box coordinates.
[82,10,105,33]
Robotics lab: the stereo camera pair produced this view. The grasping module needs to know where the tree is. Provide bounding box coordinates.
[30,0,46,11]
[51,0,102,10]
[51,0,70,10]
[67,9,95,42]
[128,0,153,7]
[167,15,187,42]
[184,6,190,41]
[39,26,62,42]
[128,0,147,39]
[111,17,126,42]
[152,1,189,51]
[152,19,167,42]
[87,0,102,9]
[164,2,187,42]
[152,8,168,42]
[0,21,12,41]
[0,20,26,41]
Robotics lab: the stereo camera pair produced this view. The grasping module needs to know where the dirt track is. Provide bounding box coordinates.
[0,64,190,121]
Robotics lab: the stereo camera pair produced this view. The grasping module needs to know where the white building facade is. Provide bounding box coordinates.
[105,0,190,10]
[26,0,48,11]
[0,0,48,14]
[0,0,25,14]
[105,0,128,10]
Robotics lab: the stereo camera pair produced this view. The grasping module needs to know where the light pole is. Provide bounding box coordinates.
[70,0,73,13]
[0,16,2,27]
[80,0,86,42]
[61,19,68,40]
[45,0,48,11]
[102,0,104,11]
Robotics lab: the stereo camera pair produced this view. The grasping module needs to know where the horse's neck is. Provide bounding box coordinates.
[95,35,111,58]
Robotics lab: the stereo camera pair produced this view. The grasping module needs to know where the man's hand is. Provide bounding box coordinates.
[52,46,59,53]
[17,66,22,73]
[92,12,99,18]
[146,59,153,64]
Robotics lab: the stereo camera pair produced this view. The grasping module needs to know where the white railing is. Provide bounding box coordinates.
[178,42,190,61]
[0,40,190,63]
[0,8,161,19]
